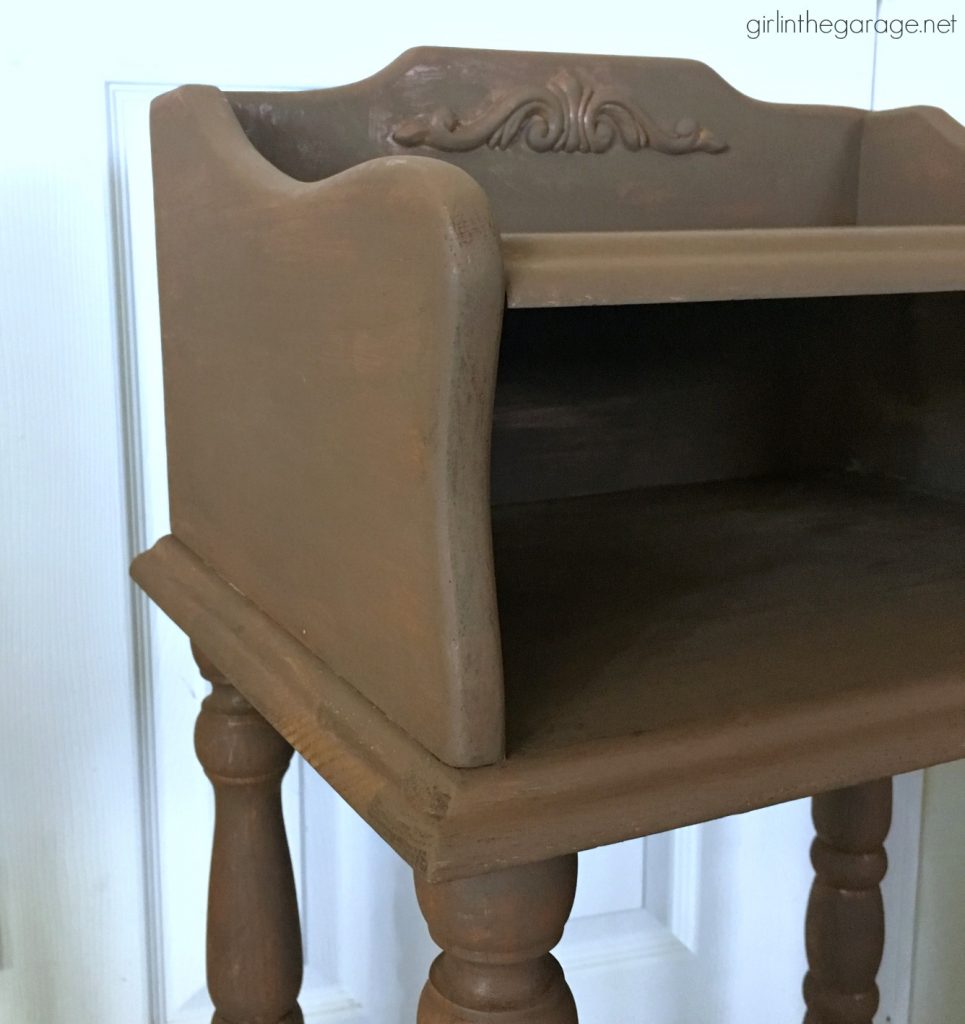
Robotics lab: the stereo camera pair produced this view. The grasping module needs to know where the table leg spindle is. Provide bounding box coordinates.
[803,778,893,1024]
[193,645,304,1024]
[415,854,579,1023]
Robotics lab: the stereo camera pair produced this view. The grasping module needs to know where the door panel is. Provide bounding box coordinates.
[872,8,965,1019]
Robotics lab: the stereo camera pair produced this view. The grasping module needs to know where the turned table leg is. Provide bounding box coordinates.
[803,778,893,1024]
[192,645,304,1024]
[415,854,579,1023]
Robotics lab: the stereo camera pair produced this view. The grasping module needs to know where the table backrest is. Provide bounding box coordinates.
[227,46,866,232]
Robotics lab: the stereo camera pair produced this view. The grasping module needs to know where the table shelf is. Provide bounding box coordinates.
[502,227,965,307]
[494,473,965,756]
[132,502,965,877]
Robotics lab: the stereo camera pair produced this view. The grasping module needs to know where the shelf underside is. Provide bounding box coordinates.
[502,227,965,307]
[494,474,965,756]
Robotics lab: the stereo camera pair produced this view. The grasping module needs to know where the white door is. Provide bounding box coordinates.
[872,5,965,1020]
[3,3,954,1021]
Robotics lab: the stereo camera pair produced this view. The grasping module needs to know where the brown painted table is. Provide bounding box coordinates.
[133,47,965,1023]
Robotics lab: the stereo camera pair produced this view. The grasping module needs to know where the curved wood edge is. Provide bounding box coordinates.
[150,84,294,195]
[132,536,965,883]
[151,85,505,767]
[228,44,856,133]
[502,225,965,308]
[285,44,963,141]
[289,44,739,95]
[859,106,965,226]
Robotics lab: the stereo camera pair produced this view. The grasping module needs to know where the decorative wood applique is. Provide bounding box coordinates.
[391,69,728,155]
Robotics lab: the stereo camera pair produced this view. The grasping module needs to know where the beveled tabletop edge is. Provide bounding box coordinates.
[131,534,965,881]
[131,535,449,874]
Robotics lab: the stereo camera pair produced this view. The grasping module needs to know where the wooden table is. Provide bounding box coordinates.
[133,46,965,1023]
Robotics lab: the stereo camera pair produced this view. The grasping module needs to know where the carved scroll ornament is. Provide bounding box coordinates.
[391,69,727,155]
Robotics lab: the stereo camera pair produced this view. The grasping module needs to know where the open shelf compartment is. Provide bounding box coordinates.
[490,289,965,763]
[495,473,965,755]
[137,46,965,783]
